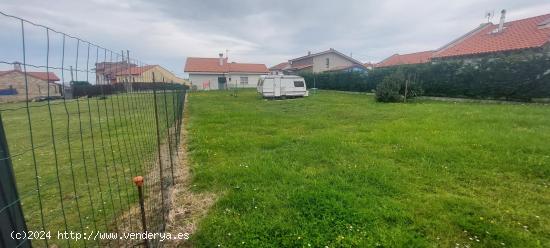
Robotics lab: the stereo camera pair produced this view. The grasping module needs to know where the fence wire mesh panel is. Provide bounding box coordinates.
[0,11,186,247]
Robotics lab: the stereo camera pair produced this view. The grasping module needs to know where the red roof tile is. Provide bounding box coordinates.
[434,13,550,58]
[184,57,268,73]
[227,62,269,73]
[0,70,60,81]
[376,51,434,68]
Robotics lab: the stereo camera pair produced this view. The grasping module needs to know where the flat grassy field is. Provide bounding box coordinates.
[186,90,549,247]
[1,92,178,247]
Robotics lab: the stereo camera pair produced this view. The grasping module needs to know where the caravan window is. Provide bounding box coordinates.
[293,81,304,87]
[240,77,248,85]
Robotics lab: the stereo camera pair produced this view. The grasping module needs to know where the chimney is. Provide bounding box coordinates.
[498,9,506,32]
[307,51,311,55]
[13,62,22,71]
[219,53,224,66]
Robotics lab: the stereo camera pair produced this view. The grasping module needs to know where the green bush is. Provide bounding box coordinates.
[374,70,424,102]
[375,72,404,102]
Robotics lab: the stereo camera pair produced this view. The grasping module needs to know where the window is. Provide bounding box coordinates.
[326,58,330,68]
[240,76,248,85]
[0,85,18,95]
[294,81,304,87]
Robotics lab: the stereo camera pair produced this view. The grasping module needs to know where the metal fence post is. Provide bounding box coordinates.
[0,114,31,248]
[152,72,166,232]
[162,88,175,183]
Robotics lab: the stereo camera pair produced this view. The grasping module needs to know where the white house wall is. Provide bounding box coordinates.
[189,73,266,90]
[188,74,224,90]
[226,73,264,89]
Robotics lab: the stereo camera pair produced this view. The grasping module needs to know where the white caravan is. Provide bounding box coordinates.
[257,75,308,98]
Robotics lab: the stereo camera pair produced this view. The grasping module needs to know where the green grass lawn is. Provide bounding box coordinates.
[1,92,179,247]
[186,90,550,247]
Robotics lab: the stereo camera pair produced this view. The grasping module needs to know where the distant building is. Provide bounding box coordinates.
[270,48,367,75]
[269,62,289,75]
[432,11,550,61]
[184,54,269,90]
[115,65,188,84]
[363,62,374,70]
[375,51,434,68]
[95,61,136,84]
[0,62,60,103]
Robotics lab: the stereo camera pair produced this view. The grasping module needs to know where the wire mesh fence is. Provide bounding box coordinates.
[0,11,186,247]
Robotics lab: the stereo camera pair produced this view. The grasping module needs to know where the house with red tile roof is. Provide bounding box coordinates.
[0,62,61,103]
[95,61,136,84]
[433,11,550,60]
[375,51,434,68]
[270,48,367,75]
[115,65,187,85]
[376,11,550,67]
[184,53,269,90]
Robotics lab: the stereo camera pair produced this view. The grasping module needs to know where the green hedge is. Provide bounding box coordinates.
[300,71,374,92]
[300,54,550,101]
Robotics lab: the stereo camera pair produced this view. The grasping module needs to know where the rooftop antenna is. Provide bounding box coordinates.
[484,10,494,23]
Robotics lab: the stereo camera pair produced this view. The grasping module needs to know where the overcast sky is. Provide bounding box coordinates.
[1,0,549,79]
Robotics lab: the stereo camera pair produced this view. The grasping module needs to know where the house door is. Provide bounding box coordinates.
[218,77,227,90]
[274,78,281,96]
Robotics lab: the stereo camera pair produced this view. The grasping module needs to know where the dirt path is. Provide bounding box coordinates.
[163,94,217,247]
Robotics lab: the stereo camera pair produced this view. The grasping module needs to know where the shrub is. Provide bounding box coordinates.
[374,70,424,103]
[375,72,404,102]
[401,74,424,100]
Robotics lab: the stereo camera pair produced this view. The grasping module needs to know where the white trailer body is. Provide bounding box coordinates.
[257,75,308,98]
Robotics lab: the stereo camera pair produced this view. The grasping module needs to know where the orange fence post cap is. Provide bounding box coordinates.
[133,176,144,187]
